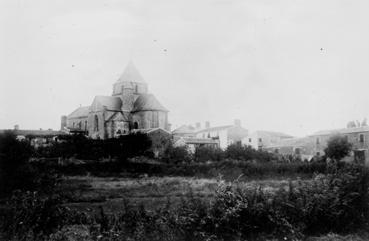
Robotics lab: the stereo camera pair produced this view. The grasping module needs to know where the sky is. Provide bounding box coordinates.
[1,0,369,137]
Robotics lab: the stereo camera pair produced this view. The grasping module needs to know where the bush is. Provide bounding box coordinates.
[194,146,224,162]
[0,131,36,197]
[325,135,353,161]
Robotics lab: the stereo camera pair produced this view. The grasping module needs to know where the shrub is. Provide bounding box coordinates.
[0,131,37,197]
[325,135,352,161]
[194,146,224,162]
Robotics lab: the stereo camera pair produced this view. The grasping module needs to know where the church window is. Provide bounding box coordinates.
[94,115,99,131]
[151,112,159,128]
[134,121,139,129]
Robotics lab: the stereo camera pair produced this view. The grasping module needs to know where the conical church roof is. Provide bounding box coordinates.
[117,61,145,83]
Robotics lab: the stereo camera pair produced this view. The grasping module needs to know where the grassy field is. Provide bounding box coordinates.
[61,175,304,213]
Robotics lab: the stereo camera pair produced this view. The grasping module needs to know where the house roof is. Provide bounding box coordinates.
[267,137,312,148]
[179,137,219,144]
[132,94,168,112]
[196,125,233,133]
[68,106,90,119]
[91,96,122,111]
[311,126,369,136]
[254,130,293,138]
[117,61,145,83]
[131,127,172,135]
[172,125,196,134]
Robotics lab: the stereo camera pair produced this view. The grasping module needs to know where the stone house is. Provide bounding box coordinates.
[194,120,248,149]
[63,62,170,139]
[242,131,293,150]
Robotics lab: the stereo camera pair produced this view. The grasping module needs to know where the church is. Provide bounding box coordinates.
[62,62,170,139]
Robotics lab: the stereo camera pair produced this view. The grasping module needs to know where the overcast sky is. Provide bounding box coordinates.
[1,0,369,136]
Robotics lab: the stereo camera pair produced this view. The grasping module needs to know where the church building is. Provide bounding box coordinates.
[62,62,169,139]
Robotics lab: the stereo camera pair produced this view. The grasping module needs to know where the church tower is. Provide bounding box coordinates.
[112,61,148,97]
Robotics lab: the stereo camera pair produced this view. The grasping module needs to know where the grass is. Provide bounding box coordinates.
[60,175,308,214]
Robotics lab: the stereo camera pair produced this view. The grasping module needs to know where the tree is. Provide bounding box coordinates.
[324,135,352,161]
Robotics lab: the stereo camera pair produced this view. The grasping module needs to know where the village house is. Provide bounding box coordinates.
[194,120,248,149]
[242,130,293,150]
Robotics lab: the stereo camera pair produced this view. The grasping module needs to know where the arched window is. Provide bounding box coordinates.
[94,115,99,131]
[133,122,139,129]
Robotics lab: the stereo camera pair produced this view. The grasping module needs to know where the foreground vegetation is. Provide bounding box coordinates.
[1,131,369,240]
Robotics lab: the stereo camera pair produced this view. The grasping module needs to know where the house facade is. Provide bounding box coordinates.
[266,126,369,164]
[242,131,293,150]
[194,120,248,149]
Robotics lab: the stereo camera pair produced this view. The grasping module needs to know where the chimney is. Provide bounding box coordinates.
[205,121,210,129]
[196,122,201,129]
[61,115,67,130]
[234,119,241,127]
[14,124,19,130]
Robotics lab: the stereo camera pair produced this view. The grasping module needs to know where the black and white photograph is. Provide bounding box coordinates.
[1,0,369,240]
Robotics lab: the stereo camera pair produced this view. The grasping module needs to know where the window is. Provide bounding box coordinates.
[78,121,82,129]
[345,135,348,142]
[360,134,365,143]
[207,133,211,138]
[151,112,159,128]
[249,138,252,143]
[316,137,320,144]
[85,121,87,131]
[94,115,99,131]
[274,149,279,154]
[295,148,301,155]
[72,122,75,128]
[135,85,138,93]
[133,121,139,129]
[258,138,262,142]
[316,152,320,156]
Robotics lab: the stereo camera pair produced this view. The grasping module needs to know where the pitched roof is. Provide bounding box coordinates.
[172,125,196,134]
[117,61,145,83]
[178,137,219,144]
[91,96,122,111]
[254,130,293,138]
[68,106,90,119]
[196,125,233,133]
[132,94,168,112]
[311,126,369,136]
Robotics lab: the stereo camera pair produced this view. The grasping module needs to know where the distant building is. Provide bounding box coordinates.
[173,136,220,153]
[0,128,66,148]
[64,62,170,139]
[243,131,293,150]
[266,126,369,164]
[194,120,248,149]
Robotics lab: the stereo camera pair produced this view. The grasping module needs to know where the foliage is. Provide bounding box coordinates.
[194,146,224,162]
[35,133,152,161]
[324,135,352,161]
[0,131,36,197]
[161,143,192,164]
